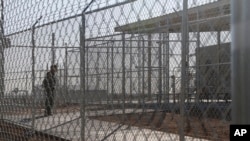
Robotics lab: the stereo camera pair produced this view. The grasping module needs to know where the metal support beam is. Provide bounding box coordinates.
[148,34,152,100]
[111,41,114,105]
[195,9,200,103]
[164,33,170,103]
[138,35,142,104]
[106,42,110,103]
[142,36,146,107]
[52,33,55,65]
[129,35,133,101]
[122,33,126,121]
[64,43,68,98]
[95,47,100,90]
[217,31,221,88]
[231,0,250,124]
[158,34,162,105]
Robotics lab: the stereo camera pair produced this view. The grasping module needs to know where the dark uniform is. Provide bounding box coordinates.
[43,71,56,116]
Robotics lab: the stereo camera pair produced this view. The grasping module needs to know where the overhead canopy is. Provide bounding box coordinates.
[115,0,230,33]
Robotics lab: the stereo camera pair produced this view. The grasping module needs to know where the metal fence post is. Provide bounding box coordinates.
[0,0,5,120]
[0,36,4,120]
[52,33,55,65]
[80,19,86,141]
[180,0,188,140]
[64,43,68,96]
[111,40,114,105]
[31,16,42,131]
[158,33,162,105]
[231,0,250,124]
[163,33,170,103]
[122,32,126,121]
[80,2,95,140]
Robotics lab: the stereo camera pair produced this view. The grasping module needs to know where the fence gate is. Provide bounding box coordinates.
[0,0,231,141]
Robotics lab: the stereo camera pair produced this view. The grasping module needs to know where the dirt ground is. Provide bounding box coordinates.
[1,104,230,141]
[0,120,70,141]
[91,111,230,141]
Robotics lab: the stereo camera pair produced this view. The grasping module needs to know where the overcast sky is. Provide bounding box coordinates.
[3,0,219,35]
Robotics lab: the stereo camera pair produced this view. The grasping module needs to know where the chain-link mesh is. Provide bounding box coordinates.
[0,0,231,140]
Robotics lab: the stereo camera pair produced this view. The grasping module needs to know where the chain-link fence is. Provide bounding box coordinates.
[0,0,233,140]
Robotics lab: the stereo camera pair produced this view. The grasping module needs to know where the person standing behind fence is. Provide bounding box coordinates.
[43,65,58,116]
